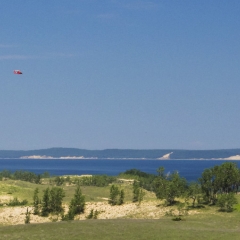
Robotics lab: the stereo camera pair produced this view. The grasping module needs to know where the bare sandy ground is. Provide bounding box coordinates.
[0,199,198,226]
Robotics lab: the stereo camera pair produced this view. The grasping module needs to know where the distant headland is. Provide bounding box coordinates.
[0,148,240,160]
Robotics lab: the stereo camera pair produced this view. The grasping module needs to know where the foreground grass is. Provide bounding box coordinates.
[0,216,240,240]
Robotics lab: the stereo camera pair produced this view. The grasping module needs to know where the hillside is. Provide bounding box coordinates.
[0,148,240,159]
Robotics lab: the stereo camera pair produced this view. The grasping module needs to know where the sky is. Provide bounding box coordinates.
[1,0,240,150]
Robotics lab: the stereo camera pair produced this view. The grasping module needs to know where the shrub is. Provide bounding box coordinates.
[8,197,28,206]
[86,209,100,219]
[217,193,238,212]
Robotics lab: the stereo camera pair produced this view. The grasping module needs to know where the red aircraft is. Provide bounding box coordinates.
[13,70,23,74]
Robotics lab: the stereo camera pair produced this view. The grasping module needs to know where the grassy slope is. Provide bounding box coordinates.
[0,179,240,239]
[0,179,137,203]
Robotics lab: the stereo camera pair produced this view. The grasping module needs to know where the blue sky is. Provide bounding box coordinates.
[1,0,240,150]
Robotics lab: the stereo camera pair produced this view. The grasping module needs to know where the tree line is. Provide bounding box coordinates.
[0,170,50,184]
[0,170,115,187]
[123,162,240,211]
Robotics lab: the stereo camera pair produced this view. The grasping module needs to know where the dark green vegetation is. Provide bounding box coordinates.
[31,182,86,221]
[121,162,240,210]
[86,209,100,219]
[108,185,125,205]
[1,147,240,159]
[0,170,116,188]
[154,167,187,205]
[0,170,42,183]
[40,187,65,216]
[7,197,28,206]
[132,180,145,205]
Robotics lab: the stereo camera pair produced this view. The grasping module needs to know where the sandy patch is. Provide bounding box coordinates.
[0,206,51,225]
[0,195,13,204]
[0,201,198,226]
[78,201,168,220]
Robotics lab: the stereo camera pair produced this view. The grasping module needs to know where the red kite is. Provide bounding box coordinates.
[13,70,22,74]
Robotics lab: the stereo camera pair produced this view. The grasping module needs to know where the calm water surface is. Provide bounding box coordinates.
[0,159,240,181]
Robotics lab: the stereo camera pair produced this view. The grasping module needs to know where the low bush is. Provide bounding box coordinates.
[8,197,28,206]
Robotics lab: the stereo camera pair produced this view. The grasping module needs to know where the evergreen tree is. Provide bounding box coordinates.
[108,185,125,206]
[133,180,140,202]
[132,180,145,205]
[108,185,120,205]
[68,183,85,215]
[137,188,145,205]
[118,189,125,205]
[25,208,30,224]
[49,187,65,213]
[41,187,65,216]
[33,188,40,215]
[41,187,50,216]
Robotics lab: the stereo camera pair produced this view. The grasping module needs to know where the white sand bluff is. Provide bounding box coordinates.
[157,152,173,160]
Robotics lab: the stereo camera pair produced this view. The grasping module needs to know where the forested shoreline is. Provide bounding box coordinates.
[1,147,240,159]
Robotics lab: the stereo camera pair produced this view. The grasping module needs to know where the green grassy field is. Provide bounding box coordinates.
[0,179,240,239]
[0,215,240,240]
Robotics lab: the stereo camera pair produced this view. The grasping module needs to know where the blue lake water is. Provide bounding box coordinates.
[0,159,240,182]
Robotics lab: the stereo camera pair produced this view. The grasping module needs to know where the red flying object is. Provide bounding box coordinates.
[13,70,22,74]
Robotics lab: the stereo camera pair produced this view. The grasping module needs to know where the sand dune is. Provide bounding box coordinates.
[0,200,199,226]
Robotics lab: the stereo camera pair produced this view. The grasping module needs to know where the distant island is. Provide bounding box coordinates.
[0,147,240,160]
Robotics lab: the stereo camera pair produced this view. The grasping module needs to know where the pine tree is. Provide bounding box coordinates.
[133,180,140,202]
[108,185,119,205]
[68,183,85,215]
[137,188,145,205]
[33,188,40,215]
[118,189,125,205]
[41,187,50,216]
[25,208,30,224]
[49,187,65,213]
[132,181,145,205]
[41,187,65,216]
